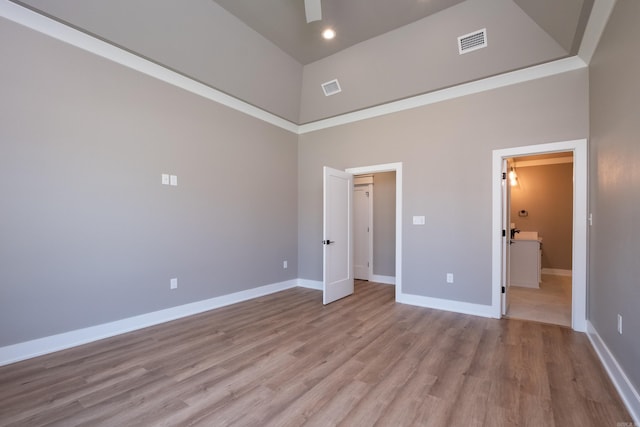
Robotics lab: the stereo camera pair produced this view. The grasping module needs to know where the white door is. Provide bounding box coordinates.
[323,166,354,304]
[501,159,511,315]
[354,184,372,280]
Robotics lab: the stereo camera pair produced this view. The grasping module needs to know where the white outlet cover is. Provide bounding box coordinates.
[170,278,178,289]
[170,175,178,186]
[413,216,426,225]
[162,174,170,185]
[283,260,288,269]
[446,273,454,283]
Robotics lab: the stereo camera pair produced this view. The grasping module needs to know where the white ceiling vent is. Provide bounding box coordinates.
[321,79,342,96]
[458,28,487,55]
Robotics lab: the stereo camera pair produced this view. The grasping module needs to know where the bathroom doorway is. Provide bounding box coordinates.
[505,152,574,326]
[492,139,587,332]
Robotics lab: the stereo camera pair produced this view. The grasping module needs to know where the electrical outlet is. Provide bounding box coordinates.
[283,260,288,269]
[617,314,622,334]
[170,175,178,186]
[446,273,454,284]
[170,278,178,290]
[161,174,170,185]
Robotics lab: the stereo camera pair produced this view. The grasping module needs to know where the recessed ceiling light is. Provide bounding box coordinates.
[322,28,336,40]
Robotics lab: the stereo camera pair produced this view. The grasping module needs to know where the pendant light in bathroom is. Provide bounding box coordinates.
[509,165,518,187]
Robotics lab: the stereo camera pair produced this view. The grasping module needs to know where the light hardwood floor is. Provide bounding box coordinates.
[0,281,631,426]
[507,274,572,327]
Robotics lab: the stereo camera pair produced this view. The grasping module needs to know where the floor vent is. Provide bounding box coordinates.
[321,79,342,96]
[458,28,487,55]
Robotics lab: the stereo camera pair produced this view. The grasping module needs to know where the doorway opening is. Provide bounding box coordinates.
[345,163,402,301]
[322,163,402,305]
[353,172,397,286]
[492,139,587,332]
[505,152,574,327]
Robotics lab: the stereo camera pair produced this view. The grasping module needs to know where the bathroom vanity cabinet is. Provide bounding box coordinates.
[510,238,541,288]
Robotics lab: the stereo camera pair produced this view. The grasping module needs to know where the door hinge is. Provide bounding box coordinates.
[365,191,369,197]
[367,262,370,267]
[367,226,370,232]
[502,229,506,237]
[502,286,506,294]
[502,172,506,180]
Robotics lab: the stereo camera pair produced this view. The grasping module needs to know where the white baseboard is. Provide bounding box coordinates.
[296,279,322,290]
[541,268,573,276]
[586,321,640,425]
[0,279,298,367]
[371,275,396,285]
[396,292,497,318]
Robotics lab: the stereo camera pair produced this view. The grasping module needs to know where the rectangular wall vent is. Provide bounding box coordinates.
[458,28,487,54]
[321,79,341,96]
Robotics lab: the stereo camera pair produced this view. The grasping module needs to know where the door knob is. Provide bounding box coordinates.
[323,240,335,245]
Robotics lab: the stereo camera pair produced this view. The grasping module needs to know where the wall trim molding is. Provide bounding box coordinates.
[0,279,298,367]
[0,0,299,134]
[396,292,497,319]
[298,57,587,134]
[371,275,396,285]
[1,0,592,136]
[587,321,640,425]
[541,268,573,277]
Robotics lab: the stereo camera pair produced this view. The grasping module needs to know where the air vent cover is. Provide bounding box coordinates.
[321,79,341,96]
[458,28,487,55]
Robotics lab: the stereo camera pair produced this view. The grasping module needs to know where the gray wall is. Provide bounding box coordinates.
[18,0,304,123]
[510,163,573,270]
[589,0,640,393]
[0,18,298,346]
[372,172,396,277]
[298,69,588,305]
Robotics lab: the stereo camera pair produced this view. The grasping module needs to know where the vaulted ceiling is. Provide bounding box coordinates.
[11,0,594,124]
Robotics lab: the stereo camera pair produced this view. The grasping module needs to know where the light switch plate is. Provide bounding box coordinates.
[162,174,170,185]
[170,278,178,290]
[412,216,425,225]
[170,175,178,186]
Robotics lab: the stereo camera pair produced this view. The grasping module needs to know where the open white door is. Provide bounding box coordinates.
[501,159,511,315]
[323,166,354,304]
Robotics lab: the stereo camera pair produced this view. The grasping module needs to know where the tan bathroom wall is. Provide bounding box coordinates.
[510,162,573,270]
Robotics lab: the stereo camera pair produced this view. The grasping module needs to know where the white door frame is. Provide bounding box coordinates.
[491,139,587,331]
[346,163,402,300]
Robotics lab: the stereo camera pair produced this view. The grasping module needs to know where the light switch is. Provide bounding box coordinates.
[412,216,425,225]
[161,174,170,185]
[170,175,178,186]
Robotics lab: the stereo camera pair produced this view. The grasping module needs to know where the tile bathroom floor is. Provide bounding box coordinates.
[507,274,572,327]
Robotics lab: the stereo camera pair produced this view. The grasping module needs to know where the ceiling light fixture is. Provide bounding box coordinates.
[322,28,336,40]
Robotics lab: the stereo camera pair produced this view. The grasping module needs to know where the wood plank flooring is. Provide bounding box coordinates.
[0,281,632,426]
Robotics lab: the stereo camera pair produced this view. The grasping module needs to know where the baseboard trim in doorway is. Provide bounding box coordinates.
[397,292,496,318]
[587,321,640,425]
[541,268,573,276]
[0,279,299,367]
[371,275,396,285]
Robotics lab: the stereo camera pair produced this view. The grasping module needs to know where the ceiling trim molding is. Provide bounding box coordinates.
[0,0,299,134]
[578,0,617,64]
[298,56,587,134]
